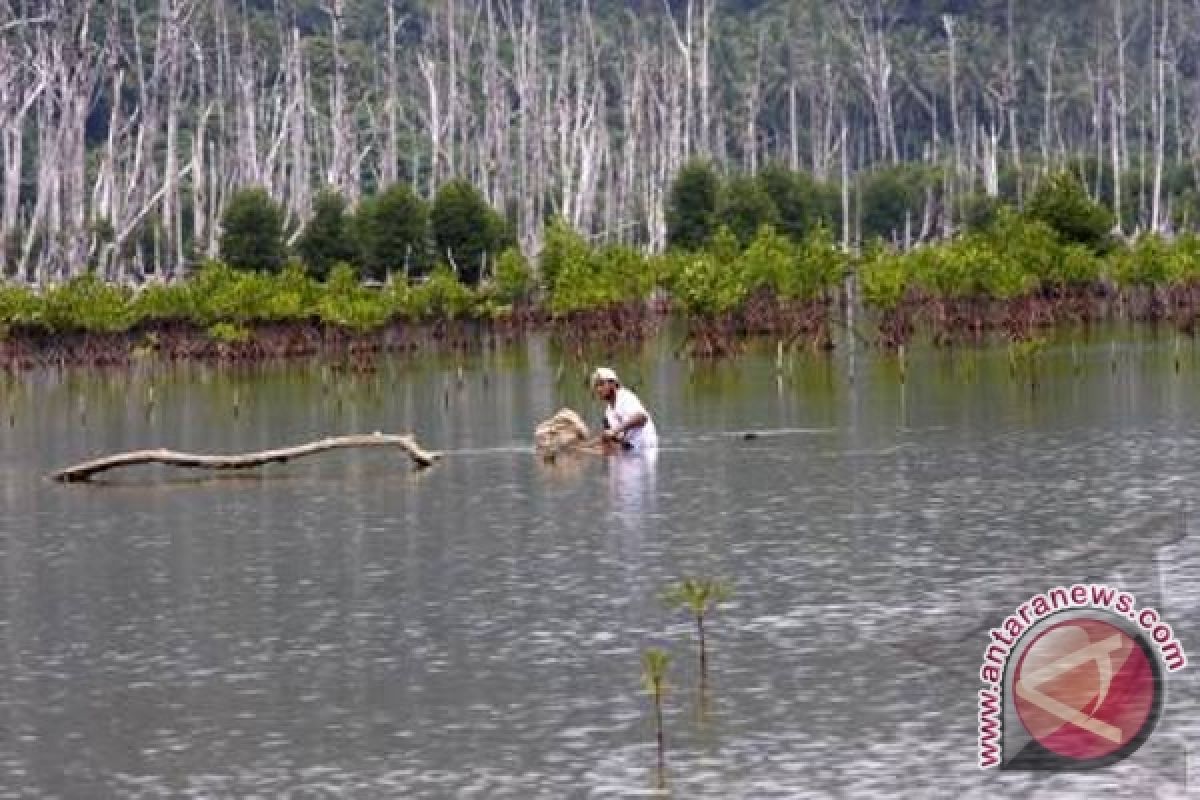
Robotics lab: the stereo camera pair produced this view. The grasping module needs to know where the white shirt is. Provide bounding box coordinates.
[605,387,658,451]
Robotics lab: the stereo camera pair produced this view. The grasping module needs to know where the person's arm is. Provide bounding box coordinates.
[613,411,647,436]
[603,391,648,440]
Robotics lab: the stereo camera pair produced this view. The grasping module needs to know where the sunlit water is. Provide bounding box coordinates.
[2,329,1199,798]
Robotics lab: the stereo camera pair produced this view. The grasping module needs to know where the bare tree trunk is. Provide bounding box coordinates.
[1151,0,1169,232]
[1039,38,1057,170]
[161,0,194,277]
[661,0,694,158]
[743,28,766,173]
[1114,0,1129,176]
[383,3,403,189]
[1111,90,1122,231]
[0,36,45,275]
[1005,0,1022,176]
[838,0,898,165]
[840,123,850,250]
[699,0,712,157]
[326,0,355,199]
[499,0,541,258]
[943,15,961,230]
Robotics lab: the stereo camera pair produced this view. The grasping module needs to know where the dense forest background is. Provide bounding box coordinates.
[0,0,1196,284]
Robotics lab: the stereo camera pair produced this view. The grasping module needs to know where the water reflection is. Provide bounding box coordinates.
[608,448,658,518]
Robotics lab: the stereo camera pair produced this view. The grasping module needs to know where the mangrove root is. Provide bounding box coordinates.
[51,432,440,482]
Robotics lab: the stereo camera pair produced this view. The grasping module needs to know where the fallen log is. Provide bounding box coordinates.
[51,432,440,483]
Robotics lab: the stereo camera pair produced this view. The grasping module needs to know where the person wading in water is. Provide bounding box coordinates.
[591,367,658,452]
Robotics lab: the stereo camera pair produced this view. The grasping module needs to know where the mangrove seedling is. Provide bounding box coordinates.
[641,647,671,775]
[663,577,731,682]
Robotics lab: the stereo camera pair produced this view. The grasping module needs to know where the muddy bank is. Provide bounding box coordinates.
[0,316,531,372]
[869,283,1200,348]
[0,304,668,372]
[682,292,835,358]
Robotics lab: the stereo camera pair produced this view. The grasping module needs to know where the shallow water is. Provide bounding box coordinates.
[2,330,1199,798]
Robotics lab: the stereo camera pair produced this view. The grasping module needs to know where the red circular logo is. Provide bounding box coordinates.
[1013,618,1158,762]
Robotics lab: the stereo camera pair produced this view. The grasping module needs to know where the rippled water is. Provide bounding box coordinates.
[2,330,1199,798]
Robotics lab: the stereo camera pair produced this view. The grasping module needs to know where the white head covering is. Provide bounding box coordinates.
[591,366,619,385]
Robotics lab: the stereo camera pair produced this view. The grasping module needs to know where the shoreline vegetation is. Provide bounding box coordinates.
[6,169,1200,371]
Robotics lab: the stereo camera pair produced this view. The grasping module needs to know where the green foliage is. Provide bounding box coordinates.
[660,226,749,317]
[727,223,844,304]
[1170,234,1200,283]
[983,208,1063,287]
[317,262,392,331]
[739,224,795,295]
[352,183,429,281]
[858,242,909,310]
[794,225,848,299]
[640,648,670,695]
[219,188,287,273]
[539,216,587,292]
[189,261,277,324]
[718,175,780,248]
[206,322,252,344]
[860,165,931,240]
[1056,245,1104,287]
[540,216,594,307]
[595,243,655,300]
[708,225,741,266]
[264,261,321,320]
[662,577,731,619]
[132,282,194,322]
[1108,234,1200,287]
[0,282,42,327]
[408,264,477,320]
[431,179,509,285]
[756,163,839,242]
[492,246,534,305]
[952,235,1030,300]
[296,189,356,280]
[1026,172,1115,253]
[854,201,1120,311]
[667,253,747,318]
[42,274,136,332]
[667,160,720,251]
[961,193,1007,231]
[546,249,614,314]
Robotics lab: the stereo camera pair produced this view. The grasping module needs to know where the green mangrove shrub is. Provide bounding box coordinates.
[540,216,592,303]
[296,189,356,280]
[0,282,42,329]
[219,188,287,273]
[667,248,747,319]
[718,175,781,248]
[431,179,511,285]
[667,160,720,251]
[408,264,477,320]
[42,274,136,332]
[352,183,429,281]
[858,242,908,311]
[492,246,534,306]
[1110,233,1200,288]
[544,223,654,314]
[317,263,392,332]
[1026,171,1115,253]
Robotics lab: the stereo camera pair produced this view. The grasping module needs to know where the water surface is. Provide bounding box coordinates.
[2,330,1199,798]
